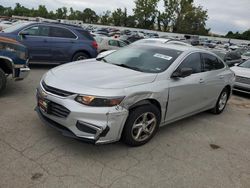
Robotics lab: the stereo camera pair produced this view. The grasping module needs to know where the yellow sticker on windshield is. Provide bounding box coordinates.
[153,53,172,60]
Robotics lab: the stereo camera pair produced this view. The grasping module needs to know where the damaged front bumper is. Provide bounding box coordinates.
[13,60,30,80]
[35,88,129,144]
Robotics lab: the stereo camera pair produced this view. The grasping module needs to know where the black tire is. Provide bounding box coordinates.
[211,88,229,114]
[0,68,7,93]
[122,104,161,146]
[72,52,89,61]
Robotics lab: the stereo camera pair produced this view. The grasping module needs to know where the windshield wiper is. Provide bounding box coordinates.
[114,64,141,71]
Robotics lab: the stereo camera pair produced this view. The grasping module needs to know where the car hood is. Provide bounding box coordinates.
[231,66,250,78]
[44,59,157,91]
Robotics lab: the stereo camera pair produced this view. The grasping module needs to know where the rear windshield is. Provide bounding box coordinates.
[76,29,94,41]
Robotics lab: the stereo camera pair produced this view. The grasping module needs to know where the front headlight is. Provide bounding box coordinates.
[75,95,125,107]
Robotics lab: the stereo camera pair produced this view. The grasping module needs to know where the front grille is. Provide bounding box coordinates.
[49,101,70,118]
[235,76,250,85]
[42,81,74,97]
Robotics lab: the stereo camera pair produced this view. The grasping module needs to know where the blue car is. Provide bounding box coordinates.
[0,22,98,63]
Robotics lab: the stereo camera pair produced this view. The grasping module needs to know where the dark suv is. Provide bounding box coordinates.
[0,22,98,63]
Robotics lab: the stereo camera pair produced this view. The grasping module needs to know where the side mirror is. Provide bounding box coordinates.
[172,67,193,78]
[19,31,29,37]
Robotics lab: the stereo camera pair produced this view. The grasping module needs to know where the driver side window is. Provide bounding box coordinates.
[178,53,202,74]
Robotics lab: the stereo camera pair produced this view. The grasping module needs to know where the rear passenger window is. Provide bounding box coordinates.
[108,40,119,47]
[50,27,76,38]
[202,53,225,71]
[76,29,94,40]
[178,53,202,74]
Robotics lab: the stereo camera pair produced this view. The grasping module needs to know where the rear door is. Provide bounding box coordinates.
[201,53,227,106]
[166,52,207,121]
[19,25,51,61]
[49,26,77,63]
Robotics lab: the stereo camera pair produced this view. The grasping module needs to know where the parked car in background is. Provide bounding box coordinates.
[211,50,242,67]
[36,44,234,146]
[95,37,128,53]
[241,51,250,61]
[0,22,98,63]
[231,60,250,94]
[0,37,30,93]
[0,20,13,31]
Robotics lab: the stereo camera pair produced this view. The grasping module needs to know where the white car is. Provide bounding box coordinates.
[0,21,13,31]
[231,59,250,94]
[96,37,127,53]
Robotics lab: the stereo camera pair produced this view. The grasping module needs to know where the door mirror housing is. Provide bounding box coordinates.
[172,68,193,78]
[19,31,29,37]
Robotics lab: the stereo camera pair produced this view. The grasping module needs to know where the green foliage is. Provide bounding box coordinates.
[0,2,213,36]
[226,30,250,40]
[133,0,160,29]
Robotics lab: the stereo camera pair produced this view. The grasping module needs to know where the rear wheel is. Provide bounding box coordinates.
[72,52,89,61]
[122,104,160,146]
[0,68,7,93]
[211,88,229,114]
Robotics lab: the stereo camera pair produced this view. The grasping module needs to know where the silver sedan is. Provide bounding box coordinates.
[36,44,235,146]
[231,59,250,94]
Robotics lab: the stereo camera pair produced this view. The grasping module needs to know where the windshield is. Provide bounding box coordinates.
[239,60,250,68]
[2,22,31,33]
[102,46,183,73]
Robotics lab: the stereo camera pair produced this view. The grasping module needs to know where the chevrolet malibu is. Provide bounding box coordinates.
[36,44,235,146]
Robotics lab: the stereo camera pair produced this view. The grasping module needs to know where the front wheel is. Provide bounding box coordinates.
[0,68,7,93]
[122,104,161,146]
[211,88,229,114]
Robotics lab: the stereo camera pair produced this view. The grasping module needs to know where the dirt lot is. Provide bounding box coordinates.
[0,65,250,188]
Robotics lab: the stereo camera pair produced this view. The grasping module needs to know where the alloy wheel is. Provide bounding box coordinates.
[218,92,228,111]
[131,112,157,142]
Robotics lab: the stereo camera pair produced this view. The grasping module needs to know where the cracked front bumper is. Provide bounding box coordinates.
[35,88,129,144]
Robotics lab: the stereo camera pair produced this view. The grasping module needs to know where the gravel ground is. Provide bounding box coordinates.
[0,64,250,188]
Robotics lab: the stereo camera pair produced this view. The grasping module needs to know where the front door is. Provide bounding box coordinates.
[166,52,206,121]
[19,25,52,62]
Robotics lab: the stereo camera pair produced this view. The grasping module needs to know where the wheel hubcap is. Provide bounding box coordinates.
[218,92,228,111]
[131,112,157,142]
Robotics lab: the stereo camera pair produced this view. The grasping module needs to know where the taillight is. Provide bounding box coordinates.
[92,41,98,49]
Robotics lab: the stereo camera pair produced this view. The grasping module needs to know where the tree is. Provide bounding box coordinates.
[133,0,160,29]
[111,8,127,26]
[82,8,98,23]
[170,0,209,35]
[56,7,67,19]
[100,11,112,25]
[37,5,48,18]
[161,0,179,31]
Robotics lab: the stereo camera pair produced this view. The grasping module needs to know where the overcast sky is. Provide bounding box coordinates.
[1,0,250,35]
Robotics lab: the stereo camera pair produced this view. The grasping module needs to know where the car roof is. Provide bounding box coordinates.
[30,22,84,30]
[136,43,201,52]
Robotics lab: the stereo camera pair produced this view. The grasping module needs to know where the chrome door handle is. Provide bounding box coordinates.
[199,79,204,83]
